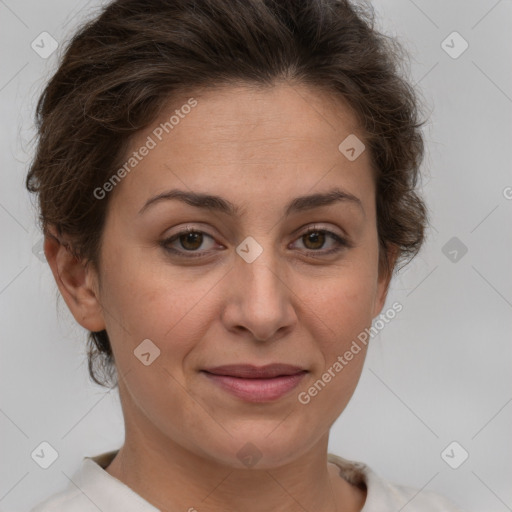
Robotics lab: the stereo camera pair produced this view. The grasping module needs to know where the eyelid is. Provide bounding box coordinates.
[294,223,347,240]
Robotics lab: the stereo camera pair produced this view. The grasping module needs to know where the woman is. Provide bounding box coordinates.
[26,0,465,510]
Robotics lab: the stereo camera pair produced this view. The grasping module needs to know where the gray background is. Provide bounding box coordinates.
[1,1,511,511]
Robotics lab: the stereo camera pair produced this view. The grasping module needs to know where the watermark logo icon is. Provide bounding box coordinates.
[441,441,469,469]
[32,237,46,262]
[236,442,262,468]
[134,339,161,366]
[31,441,59,469]
[236,236,263,263]
[31,32,58,59]
[441,31,468,59]
[338,134,365,161]
[442,236,468,263]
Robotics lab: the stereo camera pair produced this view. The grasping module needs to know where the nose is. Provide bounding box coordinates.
[221,244,297,342]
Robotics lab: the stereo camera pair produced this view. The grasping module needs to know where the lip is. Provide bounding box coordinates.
[201,364,307,402]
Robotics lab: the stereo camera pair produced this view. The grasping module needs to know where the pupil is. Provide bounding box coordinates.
[181,232,202,250]
[305,231,324,249]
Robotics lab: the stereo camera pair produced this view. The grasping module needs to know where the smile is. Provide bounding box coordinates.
[201,364,307,402]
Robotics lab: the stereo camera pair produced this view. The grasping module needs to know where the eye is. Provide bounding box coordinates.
[160,227,221,258]
[160,225,350,260]
[291,226,350,256]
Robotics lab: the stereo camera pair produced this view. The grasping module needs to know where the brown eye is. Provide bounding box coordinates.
[302,231,326,250]
[161,229,219,257]
[291,227,350,256]
[179,231,204,250]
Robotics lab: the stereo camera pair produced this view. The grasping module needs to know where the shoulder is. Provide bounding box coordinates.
[28,453,110,512]
[28,450,158,512]
[328,453,466,511]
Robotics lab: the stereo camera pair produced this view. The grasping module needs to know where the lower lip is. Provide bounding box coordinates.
[202,371,307,402]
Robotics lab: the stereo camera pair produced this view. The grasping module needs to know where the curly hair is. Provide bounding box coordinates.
[26,0,428,388]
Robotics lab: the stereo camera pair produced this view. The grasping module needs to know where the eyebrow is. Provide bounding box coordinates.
[138,187,364,217]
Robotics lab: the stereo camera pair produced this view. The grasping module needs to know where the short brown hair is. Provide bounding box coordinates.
[26,0,428,388]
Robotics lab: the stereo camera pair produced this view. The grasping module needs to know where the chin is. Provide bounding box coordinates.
[191,420,320,470]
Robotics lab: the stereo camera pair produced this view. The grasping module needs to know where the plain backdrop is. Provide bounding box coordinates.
[1,1,511,511]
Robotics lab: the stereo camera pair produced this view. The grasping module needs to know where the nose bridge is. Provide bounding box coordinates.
[225,234,294,340]
[236,236,284,306]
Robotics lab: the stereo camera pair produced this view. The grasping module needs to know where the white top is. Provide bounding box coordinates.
[29,450,465,511]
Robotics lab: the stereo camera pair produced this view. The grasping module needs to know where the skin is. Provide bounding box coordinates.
[45,82,397,512]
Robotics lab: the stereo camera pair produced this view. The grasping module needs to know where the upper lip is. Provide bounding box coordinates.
[202,364,306,379]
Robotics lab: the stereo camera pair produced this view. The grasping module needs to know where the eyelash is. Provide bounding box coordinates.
[160,225,351,259]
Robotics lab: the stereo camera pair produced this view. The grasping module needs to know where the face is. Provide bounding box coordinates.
[79,83,393,468]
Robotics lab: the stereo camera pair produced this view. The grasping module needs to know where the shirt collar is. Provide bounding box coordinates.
[72,450,160,511]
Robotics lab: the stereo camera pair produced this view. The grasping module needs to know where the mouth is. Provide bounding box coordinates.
[201,364,307,402]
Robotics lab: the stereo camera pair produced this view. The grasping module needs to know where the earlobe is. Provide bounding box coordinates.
[44,227,106,332]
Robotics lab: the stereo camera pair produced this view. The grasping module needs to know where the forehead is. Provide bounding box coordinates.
[155,82,362,151]
[108,82,373,212]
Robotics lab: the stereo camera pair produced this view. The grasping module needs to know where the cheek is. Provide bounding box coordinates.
[310,258,379,342]
[297,276,372,427]
[302,249,378,403]
[98,245,220,368]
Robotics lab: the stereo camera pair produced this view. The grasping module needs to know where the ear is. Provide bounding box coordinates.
[44,226,106,332]
[372,243,399,318]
